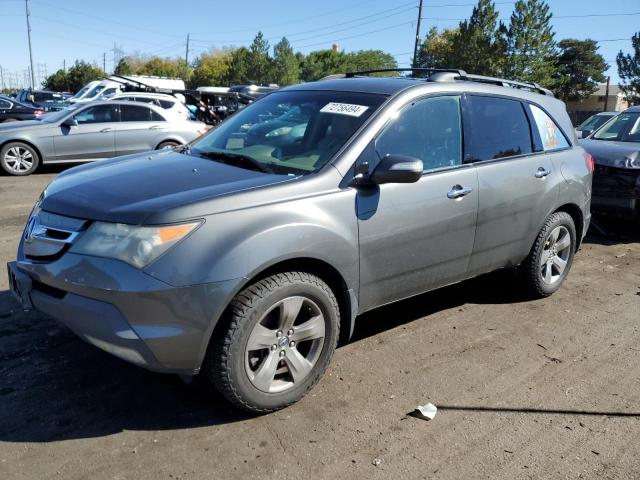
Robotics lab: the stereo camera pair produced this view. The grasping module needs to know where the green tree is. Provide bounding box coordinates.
[415,27,458,70]
[190,49,233,87]
[272,37,300,85]
[617,32,640,105]
[504,0,556,86]
[227,47,250,84]
[42,69,70,91]
[300,49,350,81]
[345,50,397,75]
[114,58,133,76]
[136,57,184,78]
[246,32,272,84]
[451,0,507,76]
[65,61,106,93]
[552,39,607,102]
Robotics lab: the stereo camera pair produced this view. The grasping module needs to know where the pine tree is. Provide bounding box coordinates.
[552,39,607,102]
[415,27,458,70]
[505,0,556,86]
[272,37,300,86]
[450,0,507,76]
[246,32,272,84]
[617,32,640,105]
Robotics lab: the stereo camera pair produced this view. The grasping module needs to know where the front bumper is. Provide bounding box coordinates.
[592,165,640,217]
[8,254,242,375]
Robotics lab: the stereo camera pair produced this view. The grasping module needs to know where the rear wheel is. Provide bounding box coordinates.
[520,212,576,298]
[156,141,180,150]
[204,272,340,413]
[2,118,18,123]
[0,142,40,176]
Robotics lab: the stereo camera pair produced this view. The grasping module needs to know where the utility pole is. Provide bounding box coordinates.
[0,66,4,91]
[603,76,610,112]
[185,33,190,69]
[412,0,424,69]
[25,0,36,89]
[63,59,66,72]
[103,52,106,73]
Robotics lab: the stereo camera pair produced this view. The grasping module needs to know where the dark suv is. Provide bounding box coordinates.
[8,69,592,413]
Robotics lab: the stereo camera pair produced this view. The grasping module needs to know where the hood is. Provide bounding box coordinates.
[41,150,295,224]
[580,139,640,169]
[0,120,49,132]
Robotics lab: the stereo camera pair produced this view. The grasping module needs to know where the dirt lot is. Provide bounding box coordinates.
[1,167,639,480]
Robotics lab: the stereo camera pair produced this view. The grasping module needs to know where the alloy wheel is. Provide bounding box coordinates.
[539,225,571,285]
[4,147,34,173]
[245,296,325,393]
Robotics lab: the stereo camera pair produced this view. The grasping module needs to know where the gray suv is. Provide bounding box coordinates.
[7,70,592,413]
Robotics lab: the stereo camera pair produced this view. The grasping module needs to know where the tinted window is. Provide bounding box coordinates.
[74,105,117,124]
[529,105,570,151]
[0,99,11,109]
[150,110,165,121]
[465,96,533,161]
[158,99,174,109]
[133,97,157,104]
[375,95,462,171]
[120,104,154,122]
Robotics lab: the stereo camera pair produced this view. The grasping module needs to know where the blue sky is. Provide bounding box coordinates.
[0,0,638,88]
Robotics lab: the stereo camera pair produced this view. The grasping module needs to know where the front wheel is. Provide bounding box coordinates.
[204,272,340,413]
[520,211,576,298]
[156,140,180,150]
[0,142,40,175]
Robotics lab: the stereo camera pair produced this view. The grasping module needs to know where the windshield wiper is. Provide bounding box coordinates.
[195,150,274,173]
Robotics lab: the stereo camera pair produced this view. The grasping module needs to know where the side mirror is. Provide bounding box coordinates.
[575,130,583,139]
[63,117,78,128]
[370,154,423,185]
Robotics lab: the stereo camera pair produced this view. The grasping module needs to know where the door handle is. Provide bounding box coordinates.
[100,128,113,133]
[149,125,163,130]
[535,167,551,178]
[447,185,474,199]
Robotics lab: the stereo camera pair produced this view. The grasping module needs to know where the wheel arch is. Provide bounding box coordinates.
[0,138,43,163]
[553,203,584,251]
[154,138,183,149]
[202,256,357,371]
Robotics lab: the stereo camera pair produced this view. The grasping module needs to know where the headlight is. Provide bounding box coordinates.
[265,126,292,137]
[70,221,201,268]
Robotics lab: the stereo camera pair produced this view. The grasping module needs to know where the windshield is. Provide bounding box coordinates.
[83,84,108,100]
[190,90,386,175]
[578,114,613,131]
[70,84,93,99]
[592,112,640,142]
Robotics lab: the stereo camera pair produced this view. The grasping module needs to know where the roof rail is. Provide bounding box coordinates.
[344,68,467,78]
[429,71,554,96]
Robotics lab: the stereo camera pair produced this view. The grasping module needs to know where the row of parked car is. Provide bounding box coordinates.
[0,76,282,175]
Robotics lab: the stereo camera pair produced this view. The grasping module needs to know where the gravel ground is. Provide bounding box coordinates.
[0,167,639,480]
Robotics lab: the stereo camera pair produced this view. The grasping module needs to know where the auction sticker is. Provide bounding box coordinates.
[320,102,369,117]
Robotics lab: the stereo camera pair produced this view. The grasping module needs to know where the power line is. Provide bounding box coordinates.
[293,21,414,50]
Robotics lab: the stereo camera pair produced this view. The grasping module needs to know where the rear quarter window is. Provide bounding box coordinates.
[529,104,570,151]
[464,95,533,162]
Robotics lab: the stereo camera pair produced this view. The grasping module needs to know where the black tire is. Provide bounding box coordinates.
[0,141,40,176]
[156,141,180,150]
[3,118,18,123]
[203,272,340,413]
[520,211,576,298]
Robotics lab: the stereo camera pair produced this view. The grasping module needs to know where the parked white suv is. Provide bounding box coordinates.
[108,92,191,121]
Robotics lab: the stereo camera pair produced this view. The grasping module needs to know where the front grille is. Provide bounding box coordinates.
[23,211,87,262]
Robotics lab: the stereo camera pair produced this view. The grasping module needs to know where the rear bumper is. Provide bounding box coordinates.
[9,254,243,375]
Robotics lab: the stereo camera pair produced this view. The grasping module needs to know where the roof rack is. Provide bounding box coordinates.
[338,67,553,96]
[344,68,468,78]
[440,72,553,96]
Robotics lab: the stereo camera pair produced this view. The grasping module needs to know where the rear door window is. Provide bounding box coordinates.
[464,95,533,161]
[120,104,155,122]
[0,99,12,109]
[529,104,570,151]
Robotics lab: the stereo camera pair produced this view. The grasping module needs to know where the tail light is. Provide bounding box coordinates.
[586,153,595,174]
[34,110,45,116]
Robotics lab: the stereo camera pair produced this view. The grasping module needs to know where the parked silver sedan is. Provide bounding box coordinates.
[0,101,208,175]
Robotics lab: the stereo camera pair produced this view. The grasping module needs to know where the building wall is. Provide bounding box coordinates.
[566,94,629,125]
